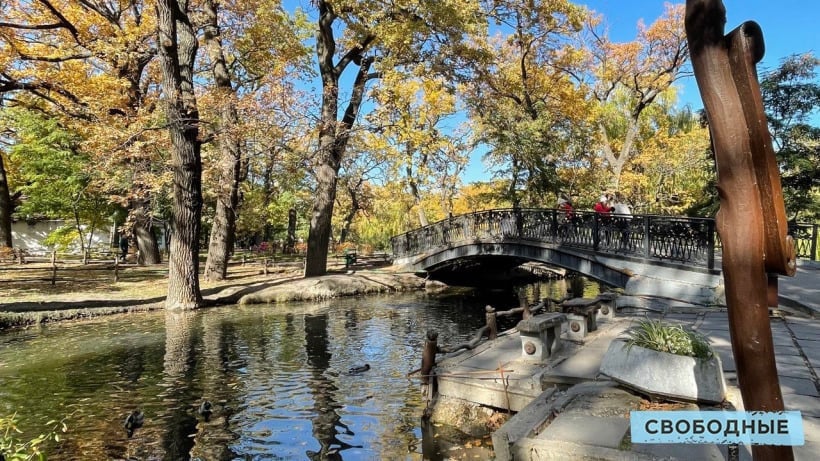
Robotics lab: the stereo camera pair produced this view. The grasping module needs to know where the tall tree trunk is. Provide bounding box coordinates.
[157,0,203,310]
[203,0,243,281]
[133,199,162,264]
[338,182,361,244]
[599,119,639,190]
[304,2,375,277]
[0,152,13,248]
[405,161,429,227]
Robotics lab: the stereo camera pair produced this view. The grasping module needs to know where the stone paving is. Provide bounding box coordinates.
[438,260,820,460]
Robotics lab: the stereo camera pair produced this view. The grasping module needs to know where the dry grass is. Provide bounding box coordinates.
[0,254,391,310]
[0,260,303,308]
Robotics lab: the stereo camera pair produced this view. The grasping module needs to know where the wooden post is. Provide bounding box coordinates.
[242,253,246,266]
[421,330,438,386]
[263,258,268,275]
[51,251,57,286]
[685,2,796,459]
[485,305,498,340]
[114,257,119,283]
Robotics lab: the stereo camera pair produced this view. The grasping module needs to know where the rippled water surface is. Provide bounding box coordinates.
[0,280,599,460]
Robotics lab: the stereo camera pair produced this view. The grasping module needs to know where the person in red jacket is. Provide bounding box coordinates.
[594,194,613,216]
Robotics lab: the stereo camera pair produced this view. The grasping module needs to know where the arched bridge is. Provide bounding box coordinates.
[390,208,818,304]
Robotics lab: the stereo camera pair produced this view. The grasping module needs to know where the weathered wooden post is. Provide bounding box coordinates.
[114,256,119,282]
[263,258,268,275]
[51,251,57,286]
[517,288,532,320]
[420,330,438,386]
[685,1,797,459]
[485,305,498,340]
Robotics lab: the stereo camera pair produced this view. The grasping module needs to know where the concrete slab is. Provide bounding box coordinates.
[791,330,820,341]
[779,376,820,397]
[776,361,816,380]
[802,416,820,442]
[535,415,629,449]
[778,354,811,367]
[784,394,820,417]
[632,442,726,460]
[795,441,820,461]
[774,344,804,357]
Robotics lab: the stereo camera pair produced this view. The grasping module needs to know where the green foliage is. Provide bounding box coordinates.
[761,53,820,221]
[41,226,82,252]
[1,412,67,461]
[624,319,713,359]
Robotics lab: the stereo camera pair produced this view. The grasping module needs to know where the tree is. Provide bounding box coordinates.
[6,109,114,252]
[0,148,13,248]
[0,0,165,263]
[368,73,470,227]
[303,0,481,276]
[201,0,309,280]
[761,53,820,221]
[588,3,690,189]
[621,102,713,214]
[461,0,592,208]
[201,0,245,281]
[156,0,204,310]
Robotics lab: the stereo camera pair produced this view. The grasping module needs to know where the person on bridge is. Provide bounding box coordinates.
[612,193,632,251]
[593,194,614,249]
[557,195,575,220]
[594,194,614,217]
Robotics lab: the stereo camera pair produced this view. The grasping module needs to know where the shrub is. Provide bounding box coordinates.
[1,412,67,460]
[624,319,713,359]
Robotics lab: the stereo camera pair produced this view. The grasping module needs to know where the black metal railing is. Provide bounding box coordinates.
[391,208,818,270]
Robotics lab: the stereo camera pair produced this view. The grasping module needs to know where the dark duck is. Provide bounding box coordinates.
[198,400,213,422]
[123,410,144,438]
[347,364,370,375]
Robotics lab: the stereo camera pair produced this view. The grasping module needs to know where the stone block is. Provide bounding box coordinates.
[596,300,615,323]
[517,313,566,361]
[565,313,589,341]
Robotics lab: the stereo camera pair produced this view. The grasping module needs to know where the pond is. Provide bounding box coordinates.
[0,277,602,460]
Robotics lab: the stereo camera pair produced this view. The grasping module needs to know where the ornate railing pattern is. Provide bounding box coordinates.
[391,208,819,270]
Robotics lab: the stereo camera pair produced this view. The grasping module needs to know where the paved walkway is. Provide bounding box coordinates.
[778,260,820,316]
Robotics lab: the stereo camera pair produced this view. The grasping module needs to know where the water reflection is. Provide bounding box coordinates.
[0,277,604,460]
[304,313,360,460]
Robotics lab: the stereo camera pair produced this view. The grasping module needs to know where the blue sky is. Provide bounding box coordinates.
[463,0,819,182]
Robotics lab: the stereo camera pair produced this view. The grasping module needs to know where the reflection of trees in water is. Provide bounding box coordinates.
[155,311,199,460]
[303,313,361,460]
[189,314,242,460]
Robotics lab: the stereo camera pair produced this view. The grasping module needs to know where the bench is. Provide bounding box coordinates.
[516,313,567,361]
[560,298,601,340]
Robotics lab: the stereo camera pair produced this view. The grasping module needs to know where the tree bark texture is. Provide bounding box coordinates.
[304,1,374,277]
[157,0,203,310]
[203,0,243,281]
[685,1,796,459]
[0,153,13,248]
[132,199,162,264]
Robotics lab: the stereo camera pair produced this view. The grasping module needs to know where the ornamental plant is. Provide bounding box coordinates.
[624,319,713,359]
